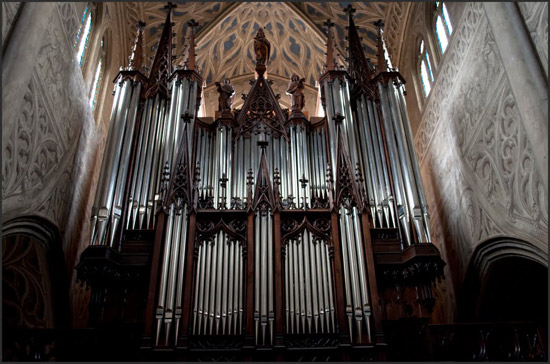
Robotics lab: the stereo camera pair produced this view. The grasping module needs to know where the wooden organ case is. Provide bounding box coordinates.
[77,4,446,361]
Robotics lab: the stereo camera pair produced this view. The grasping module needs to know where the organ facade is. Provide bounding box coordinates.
[78,3,447,361]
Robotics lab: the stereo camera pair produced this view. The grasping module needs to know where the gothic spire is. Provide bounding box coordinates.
[253,146,275,214]
[344,5,374,94]
[145,2,176,98]
[374,19,390,73]
[128,21,146,71]
[323,19,337,72]
[185,19,199,71]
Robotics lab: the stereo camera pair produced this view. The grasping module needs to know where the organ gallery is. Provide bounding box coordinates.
[2,2,547,362]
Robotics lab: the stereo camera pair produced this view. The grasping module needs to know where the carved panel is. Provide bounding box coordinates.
[383,2,412,66]
[55,2,80,48]
[518,2,548,77]
[2,7,91,233]
[2,234,54,329]
[1,2,22,46]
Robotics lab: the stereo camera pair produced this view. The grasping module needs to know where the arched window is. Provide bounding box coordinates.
[434,2,453,54]
[75,3,93,67]
[89,37,105,111]
[419,39,434,98]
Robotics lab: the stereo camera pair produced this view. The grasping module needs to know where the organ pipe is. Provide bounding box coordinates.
[86,8,441,353]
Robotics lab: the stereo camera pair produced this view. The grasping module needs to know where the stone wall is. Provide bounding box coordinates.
[398,2,548,322]
[1,2,112,328]
[518,2,548,78]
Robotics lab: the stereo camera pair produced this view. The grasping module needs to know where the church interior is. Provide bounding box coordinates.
[2,2,548,361]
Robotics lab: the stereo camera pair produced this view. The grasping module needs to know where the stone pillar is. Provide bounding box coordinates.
[2,3,56,127]
[483,2,548,191]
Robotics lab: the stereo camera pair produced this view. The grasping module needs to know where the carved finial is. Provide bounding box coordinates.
[324,19,337,72]
[344,4,356,17]
[128,21,146,71]
[186,19,199,70]
[374,19,388,72]
[163,2,177,13]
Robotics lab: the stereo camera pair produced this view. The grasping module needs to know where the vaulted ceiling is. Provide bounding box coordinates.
[113,2,412,87]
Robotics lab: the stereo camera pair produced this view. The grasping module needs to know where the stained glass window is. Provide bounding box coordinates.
[419,40,433,98]
[89,57,103,110]
[435,3,453,54]
[75,4,92,66]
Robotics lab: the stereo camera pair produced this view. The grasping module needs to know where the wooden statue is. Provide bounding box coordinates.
[254,28,271,66]
[286,74,306,112]
[216,78,235,111]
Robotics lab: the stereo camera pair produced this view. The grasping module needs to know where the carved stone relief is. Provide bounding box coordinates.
[1,2,22,46]
[412,2,548,304]
[517,2,548,77]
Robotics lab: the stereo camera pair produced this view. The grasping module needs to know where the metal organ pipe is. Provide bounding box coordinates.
[90,78,136,246]
[396,87,432,243]
[109,81,142,246]
[377,82,412,246]
[386,85,425,243]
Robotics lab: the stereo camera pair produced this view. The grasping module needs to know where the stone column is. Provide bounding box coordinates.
[2,3,56,128]
[483,2,548,191]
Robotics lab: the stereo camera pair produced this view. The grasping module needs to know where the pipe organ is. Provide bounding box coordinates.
[78,4,445,361]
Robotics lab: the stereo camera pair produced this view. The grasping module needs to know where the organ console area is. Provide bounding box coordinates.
[77,3,446,361]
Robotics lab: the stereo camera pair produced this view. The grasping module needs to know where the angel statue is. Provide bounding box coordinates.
[215,78,235,111]
[286,74,306,112]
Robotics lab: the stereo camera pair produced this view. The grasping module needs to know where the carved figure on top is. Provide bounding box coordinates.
[254,28,271,71]
[216,78,235,111]
[286,74,306,113]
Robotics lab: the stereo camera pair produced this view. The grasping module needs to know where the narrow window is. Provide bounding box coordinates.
[89,57,103,110]
[419,40,433,98]
[75,4,92,66]
[435,3,453,54]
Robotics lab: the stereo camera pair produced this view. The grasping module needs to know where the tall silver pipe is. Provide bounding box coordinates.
[208,233,219,334]
[291,241,300,332]
[284,244,290,334]
[163,204,184,345]
[303,231,313,332]
[107,82,142,246]
[193,242,204,334]
[338,207,354,340]
[227,241,235,333]
[260,214,268,344]
[155,203,174,345]
[221,237,229,334]
[91,79,133,245]
[377,83,412,246]
[174,208,189,343]
[396,88,431,242]
[322,240,336,332]
[237,245,243,334]
[202,240,212,333]
[371,98,396,228]
[138,95,161,228]
[386,86,425,242]
[215,231,224,334]
[254,214,261,343]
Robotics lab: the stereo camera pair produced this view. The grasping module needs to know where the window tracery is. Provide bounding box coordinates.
[434,2,453,54]
[419,39,434,97]
[75,3,93,67]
